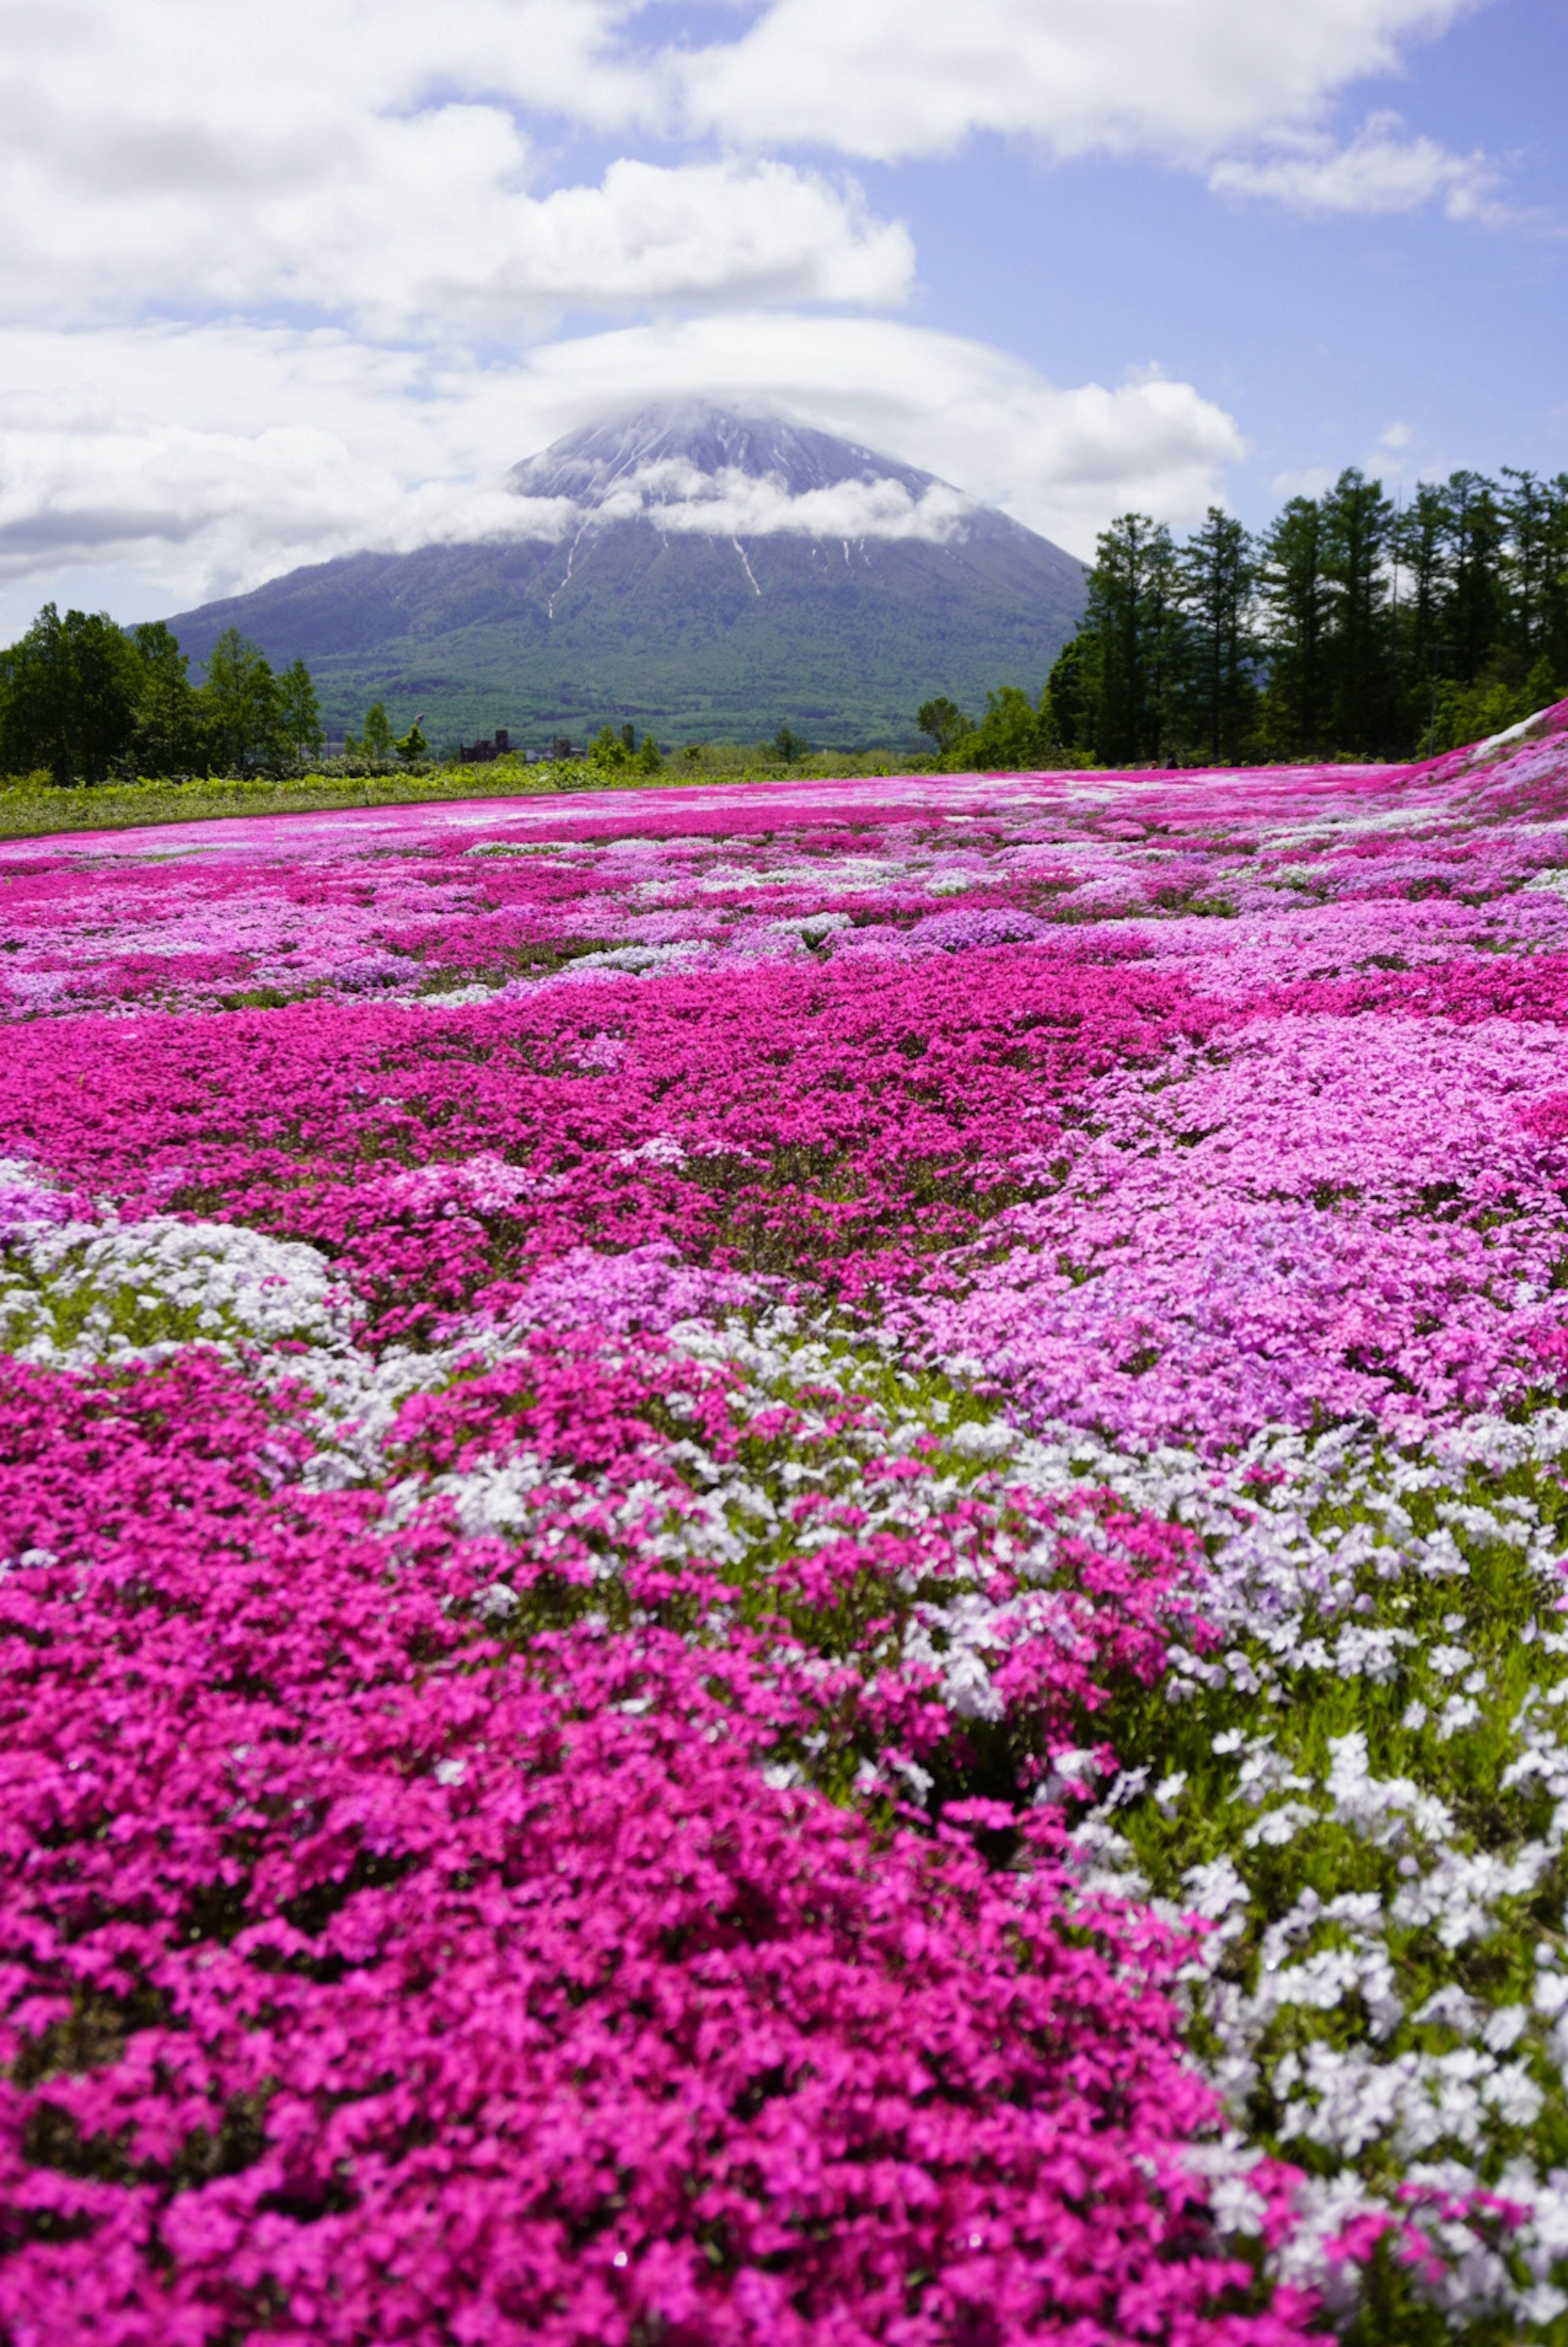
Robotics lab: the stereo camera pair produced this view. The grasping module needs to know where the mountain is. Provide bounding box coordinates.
[166,404,1089,751]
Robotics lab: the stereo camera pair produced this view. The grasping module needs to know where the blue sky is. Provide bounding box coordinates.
[0,0,1561,634]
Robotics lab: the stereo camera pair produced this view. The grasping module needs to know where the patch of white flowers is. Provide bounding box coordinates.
[0,1211,355,1367]
[997,1403,1568,2333]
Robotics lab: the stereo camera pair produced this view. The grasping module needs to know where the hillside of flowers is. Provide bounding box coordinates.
[5,706,1568,2343]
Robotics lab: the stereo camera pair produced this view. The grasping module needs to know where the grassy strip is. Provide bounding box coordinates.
[0,745,930,841]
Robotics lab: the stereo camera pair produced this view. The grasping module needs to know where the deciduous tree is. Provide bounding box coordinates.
[203,627,281,773]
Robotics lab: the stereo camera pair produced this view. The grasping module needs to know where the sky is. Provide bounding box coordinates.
[0,0,1563,635]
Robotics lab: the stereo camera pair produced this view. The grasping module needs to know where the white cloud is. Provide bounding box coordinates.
[670,0,1481,165]
[0,93,912,333]
[1209,112,1501,219]
[543,457,976,544]
[0,314,1244,629]
[0,1,1495,332]
[501,318,1247,549]
[16,0,1481,629]
[0,0,917,330]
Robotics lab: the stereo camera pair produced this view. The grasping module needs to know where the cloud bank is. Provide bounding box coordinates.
[0,317,1245,622]
[669,0,1482,167]
[513,460,977,547]
[0,0,1496,625]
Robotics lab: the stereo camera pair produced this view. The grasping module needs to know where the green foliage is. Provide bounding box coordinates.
[1082,513,1182,765]
[0,603,144,784]
[130,622,204,778]
[582,723,662,774]
[588,724,631,770]
[278,659,325,770]
[1045,638,1094,755]
[361,703,394,763]
[1322,469,1398,754]
[395,720,428,766]
[965,683,1056,771]
[773,723,802,763]
[1179,506,1258,764]
[160,477,1090,753]
[916,697,970,756]
[1425,654,1564,758]
[203,626,282,774]
[979,461,1568,772]
[1258,497,1331,756]
[915,683,1093,774]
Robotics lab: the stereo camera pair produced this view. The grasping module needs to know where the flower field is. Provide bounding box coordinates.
[7,709,1568,2342]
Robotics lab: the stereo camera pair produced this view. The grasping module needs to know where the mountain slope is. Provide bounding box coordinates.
[167,405,1089,750]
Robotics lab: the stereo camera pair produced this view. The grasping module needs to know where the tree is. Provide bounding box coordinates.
[1546,477,1568,685]
[1044,637,1095,757]
[1081,515,1180,765]
[1444,470,1504,683]
[588,725,630,770]
[1258,498,1330,756]
[1176,508,1255,764]
[916,697,970,759]
[1321,469,1395,754]
[773,725,802,764]
[637,732,662,773]
[203,627,281,773]
[361,703,394,764]
[395,719,428,766]
[0,604,142,784]
[1501,470,1557,664]
[1396,483,1450,693]
[130,622,203,777]
[966,686,1051,771]
[277,660,324,770]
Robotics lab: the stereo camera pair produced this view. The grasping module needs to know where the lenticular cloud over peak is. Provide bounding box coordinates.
[506,403,977,543]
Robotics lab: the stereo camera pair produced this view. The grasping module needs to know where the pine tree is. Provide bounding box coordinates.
[1083,515,1180,765]
[1443,471,1505,683]
[1259,499,1330,756]
[1177,507,1255,764]
[1321,469,1396,754]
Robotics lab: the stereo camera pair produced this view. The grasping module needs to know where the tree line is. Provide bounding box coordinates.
[921,464,1568,771]
[0,607,332,785]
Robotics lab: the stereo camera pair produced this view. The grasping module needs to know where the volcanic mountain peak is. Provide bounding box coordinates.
[510,402,944,510]
[506,404,982,547]
[166,402,1088,747]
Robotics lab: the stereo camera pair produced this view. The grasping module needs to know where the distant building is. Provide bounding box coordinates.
[458,728,511,765]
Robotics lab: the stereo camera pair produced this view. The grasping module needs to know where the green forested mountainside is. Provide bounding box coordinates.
[165,511,1089,752]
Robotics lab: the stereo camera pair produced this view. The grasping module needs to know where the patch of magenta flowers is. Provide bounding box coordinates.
[0,1353,1303,2345]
